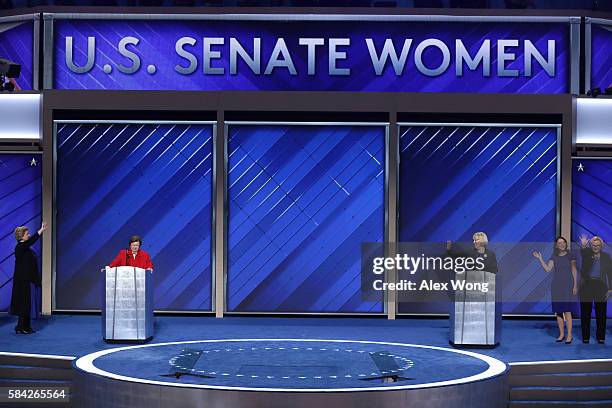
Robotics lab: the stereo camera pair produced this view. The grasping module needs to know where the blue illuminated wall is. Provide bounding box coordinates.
[0,154,42,313]
[571,158,612,317]
[227,124,385,312]
[55,122,213,311]
[398,125,558,314]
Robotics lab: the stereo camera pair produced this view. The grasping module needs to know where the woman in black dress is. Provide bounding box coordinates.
[10,222,47,334]
[533,237,578,344]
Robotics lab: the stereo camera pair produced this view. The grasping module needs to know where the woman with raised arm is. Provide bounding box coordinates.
[11,222,47,334]
[578,234,611,344]
[533,237,578,344]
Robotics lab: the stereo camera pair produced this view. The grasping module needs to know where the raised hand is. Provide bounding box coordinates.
[532,251,543,260]
[579,234,589,248]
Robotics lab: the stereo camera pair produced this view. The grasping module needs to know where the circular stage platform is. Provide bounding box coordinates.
[74,339,508,408]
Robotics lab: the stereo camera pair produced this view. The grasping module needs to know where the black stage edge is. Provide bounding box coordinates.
[103,336,153,344]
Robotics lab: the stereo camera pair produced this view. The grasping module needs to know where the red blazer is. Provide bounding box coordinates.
[109,249,153,269]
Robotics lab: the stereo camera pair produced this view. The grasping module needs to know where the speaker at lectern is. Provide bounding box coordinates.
[103,266,153,343]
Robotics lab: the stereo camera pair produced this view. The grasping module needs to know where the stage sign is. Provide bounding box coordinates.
[52,16,570,93]
[0,17,36,90]
[589,21,612,91]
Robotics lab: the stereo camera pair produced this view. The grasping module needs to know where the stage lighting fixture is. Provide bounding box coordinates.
[587,87,601,97]
[0,58,21,78]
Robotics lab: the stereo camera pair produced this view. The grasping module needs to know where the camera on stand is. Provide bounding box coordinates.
[0,58,21,92]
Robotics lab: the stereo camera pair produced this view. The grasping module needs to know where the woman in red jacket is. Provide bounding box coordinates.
[108,235,153,270]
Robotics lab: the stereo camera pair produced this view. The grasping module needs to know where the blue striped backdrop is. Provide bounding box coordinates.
[571,158,612,317]
[55,123,213,311]
[227,124,385,312]
[0,154,42,312]
[398,125,558,314]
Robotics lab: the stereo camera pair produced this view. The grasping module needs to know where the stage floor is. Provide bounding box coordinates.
[71,338,509,408]
[76,339,504,389]
[0,315,610,363]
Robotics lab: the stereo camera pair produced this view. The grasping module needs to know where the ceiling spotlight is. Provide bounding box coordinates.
[587,87,601,97]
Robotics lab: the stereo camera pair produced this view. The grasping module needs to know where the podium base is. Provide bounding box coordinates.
[104,336,153,344]
[449,340,499,349]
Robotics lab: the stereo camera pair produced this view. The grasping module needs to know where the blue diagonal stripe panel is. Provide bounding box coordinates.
[227,124,385,313]
[55,123,213,311]
[0,154,42,312]
[398,125,558,314]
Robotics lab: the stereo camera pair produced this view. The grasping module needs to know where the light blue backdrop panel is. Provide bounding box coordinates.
[55,122,213,311]
[227,124,385,312]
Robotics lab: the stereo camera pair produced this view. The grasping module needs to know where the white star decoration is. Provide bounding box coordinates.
[577,163,584,172]
[30,158,37,166]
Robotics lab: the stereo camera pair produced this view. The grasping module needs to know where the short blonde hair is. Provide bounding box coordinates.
[14,226,28,242]
[591,236,605,247]
[473,231,489,245]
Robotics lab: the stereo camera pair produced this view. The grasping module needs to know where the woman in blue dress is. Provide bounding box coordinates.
[533,237,578,344]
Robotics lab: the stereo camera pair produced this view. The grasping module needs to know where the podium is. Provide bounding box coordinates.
[450,270,501,347]
[103,266,153,343]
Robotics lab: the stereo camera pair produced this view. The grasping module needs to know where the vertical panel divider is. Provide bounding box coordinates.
[584,18,591,93]
[560,103,574,241]
[570,17,581,95]
[33,15,40,91]
[42,13,54,90]
[42,104,54,315]
[386,112,398,320]
[214,112,226,318]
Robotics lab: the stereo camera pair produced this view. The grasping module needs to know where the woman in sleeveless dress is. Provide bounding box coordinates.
[533,237,578,344]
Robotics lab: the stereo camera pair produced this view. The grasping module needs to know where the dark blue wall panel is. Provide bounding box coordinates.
[55,122,213,311]
[0,154,42,312]
[571,158,612,317]
[398,125,558,314]
[591,25,612,91]
[227,124,385,312]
